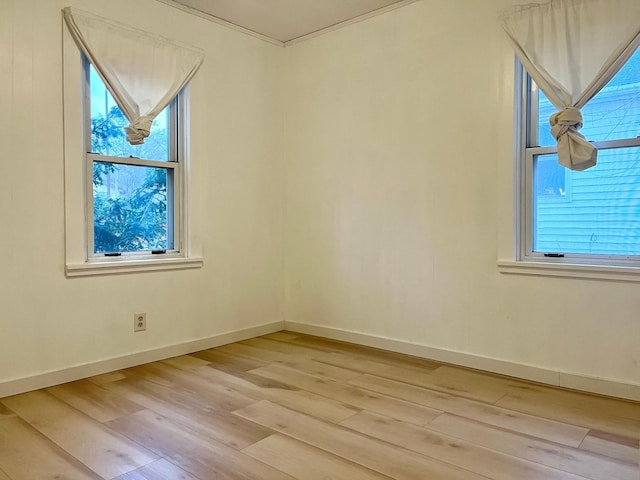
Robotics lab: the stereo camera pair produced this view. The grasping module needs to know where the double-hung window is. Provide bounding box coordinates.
[85,62,181,259]
[62,7,203,276]
[519,47,640,267]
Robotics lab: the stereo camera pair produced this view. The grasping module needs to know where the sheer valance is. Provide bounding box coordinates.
[63,7,204,145]
[501,0,640,171]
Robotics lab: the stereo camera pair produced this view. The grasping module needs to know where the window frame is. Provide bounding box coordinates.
[85,155,181,260]
[83,57,183,261]
[517,61,640,270]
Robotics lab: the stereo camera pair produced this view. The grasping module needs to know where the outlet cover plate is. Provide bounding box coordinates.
[134,313,146,332]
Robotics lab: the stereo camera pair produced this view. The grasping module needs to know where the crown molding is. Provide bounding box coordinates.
[284,0,421,47]
[155,0,421,47]
[154,0,285,47]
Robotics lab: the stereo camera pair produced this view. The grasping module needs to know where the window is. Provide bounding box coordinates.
[62,9,203,276]
[85,62,180,258]
[519,48,640,266]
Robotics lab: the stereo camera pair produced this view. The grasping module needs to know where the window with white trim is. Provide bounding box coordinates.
[519,47,640,266]
[85,61,182,259]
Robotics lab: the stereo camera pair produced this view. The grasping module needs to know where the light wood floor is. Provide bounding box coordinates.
[0,332,638,479]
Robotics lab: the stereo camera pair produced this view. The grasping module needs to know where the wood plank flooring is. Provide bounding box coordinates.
[0,331,638,479]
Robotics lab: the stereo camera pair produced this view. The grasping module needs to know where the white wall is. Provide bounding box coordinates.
[283,0,640,389]
[0,0,284,387]
[1,0,638,396]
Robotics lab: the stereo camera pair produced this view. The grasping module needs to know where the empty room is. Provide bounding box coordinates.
[0,0,638,478]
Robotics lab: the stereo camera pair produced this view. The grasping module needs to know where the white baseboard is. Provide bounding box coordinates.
[285,321,640,402]
[4,319,638,402]
[0,321,284,399]
[559,372,640,403]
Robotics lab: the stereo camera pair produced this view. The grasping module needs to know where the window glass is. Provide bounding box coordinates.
[88,62,177,256]
[534,155,567,198]
[533,149,640,256]
[89,65,170,161]
[93,162,172,254]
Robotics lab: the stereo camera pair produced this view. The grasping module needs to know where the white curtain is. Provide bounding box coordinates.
[63,7,204,145]
[501,0,640,171]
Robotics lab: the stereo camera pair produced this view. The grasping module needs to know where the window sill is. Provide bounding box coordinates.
[66,256,204,277]
[498,260,640,283]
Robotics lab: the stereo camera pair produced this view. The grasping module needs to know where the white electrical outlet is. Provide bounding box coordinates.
[134,312,146,332]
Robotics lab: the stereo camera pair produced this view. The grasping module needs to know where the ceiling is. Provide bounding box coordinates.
[168,0,409,43]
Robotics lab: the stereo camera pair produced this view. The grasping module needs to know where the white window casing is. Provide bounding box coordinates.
[499,1,640,281]
[499,60,640,282]
[62,8,203,276]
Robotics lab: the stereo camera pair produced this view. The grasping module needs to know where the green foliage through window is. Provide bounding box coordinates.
[93,163,170,253]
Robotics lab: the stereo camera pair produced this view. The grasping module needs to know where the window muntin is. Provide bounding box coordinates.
[522,49,640,264]
[86,61,180,258]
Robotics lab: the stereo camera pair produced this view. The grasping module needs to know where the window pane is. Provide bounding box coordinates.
[93,162,173,253]
[533,148,640,256]
[536,48,640,145]
[534,155,567,198]
[89,65,170,161]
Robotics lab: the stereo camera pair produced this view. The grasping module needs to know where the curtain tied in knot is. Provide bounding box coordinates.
[549,107,583,141]
[125,119,153,146]
[549,107,596,171]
